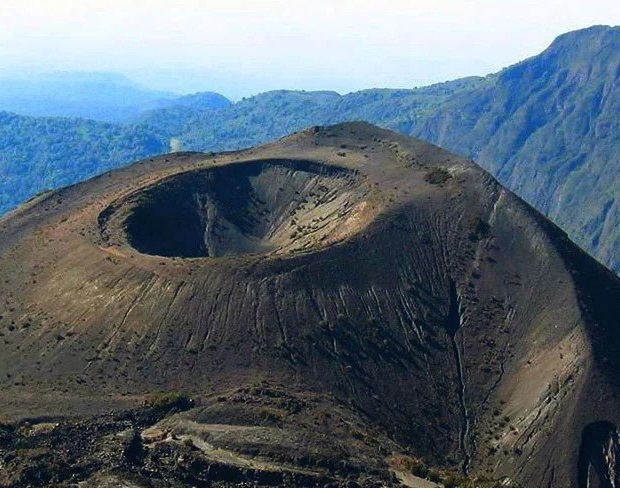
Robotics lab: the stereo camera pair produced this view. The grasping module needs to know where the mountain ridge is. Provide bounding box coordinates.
[411,24,620,272]
[0,71,232,123]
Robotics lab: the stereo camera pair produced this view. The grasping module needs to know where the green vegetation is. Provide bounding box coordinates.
[134,80,484,153]
[144,391,193,411]
[425,167,452,185]
[0,112,164,214]
[469,218,491,242]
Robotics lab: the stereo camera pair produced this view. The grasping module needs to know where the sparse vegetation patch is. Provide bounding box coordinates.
[425,167,452,185]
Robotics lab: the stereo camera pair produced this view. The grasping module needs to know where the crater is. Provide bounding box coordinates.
[120,159,372,258]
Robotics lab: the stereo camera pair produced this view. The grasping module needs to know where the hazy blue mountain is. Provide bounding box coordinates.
[163,91,232,111]
[0,72,181,122]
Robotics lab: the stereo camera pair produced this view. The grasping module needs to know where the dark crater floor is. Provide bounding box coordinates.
[122,159,367,258]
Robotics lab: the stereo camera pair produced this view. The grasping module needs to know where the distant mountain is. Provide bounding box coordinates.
[135,79,486,151]
[0,72,228,122]
[163,91,232,111]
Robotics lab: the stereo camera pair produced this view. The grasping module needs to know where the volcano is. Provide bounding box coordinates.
[1,123,620,487]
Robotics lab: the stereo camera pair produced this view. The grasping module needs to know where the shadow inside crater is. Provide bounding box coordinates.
[578,421,620,488]
[122,159,361,258]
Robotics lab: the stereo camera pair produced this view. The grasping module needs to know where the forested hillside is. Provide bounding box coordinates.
[0,112,164,214]
[135,78,485,151]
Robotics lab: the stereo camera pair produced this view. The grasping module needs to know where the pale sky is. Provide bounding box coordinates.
[1,0,620,99]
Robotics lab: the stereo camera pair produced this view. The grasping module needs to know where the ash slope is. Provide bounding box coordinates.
[1,123,620,487]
